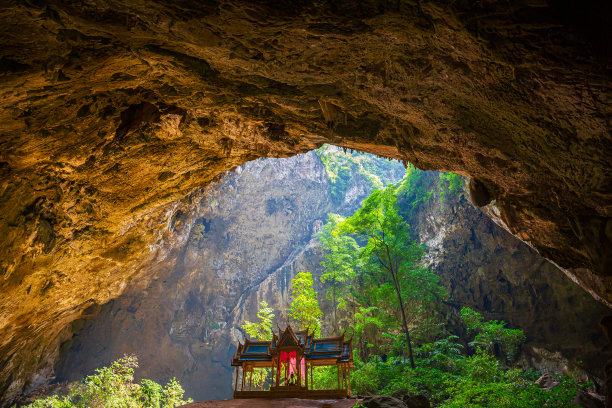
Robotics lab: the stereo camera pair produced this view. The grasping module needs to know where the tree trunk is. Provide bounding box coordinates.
[332,287,338,334]
[396,290,415,368]
[384,243,416,368]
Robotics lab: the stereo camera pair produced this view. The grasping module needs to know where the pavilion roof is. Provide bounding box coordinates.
[231,325,353,366]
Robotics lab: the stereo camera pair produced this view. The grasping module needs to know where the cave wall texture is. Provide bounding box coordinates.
[0,0,611,405]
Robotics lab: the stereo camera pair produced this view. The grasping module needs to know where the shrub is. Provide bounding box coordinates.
[461,307,526,360]
[20,356,192,408]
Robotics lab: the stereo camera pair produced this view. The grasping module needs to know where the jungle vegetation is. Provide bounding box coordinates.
[239,151,589,406]
[307,164,588,407]
[18,356,191,408]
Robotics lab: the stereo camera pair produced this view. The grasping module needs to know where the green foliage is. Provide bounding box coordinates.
[242,301,275,390]
[310,365,340,390]
[348,336,584,408]
[344,308,584,406]
[338,185,447,365]
[289,272,323,334]
[317,214,361,330]
[415,335,464,372]
[437,172,464,203]
[461,307,483,333]
[397,167,464,218]
[354,307,384,361]
[350,356,408,395]
[22,356,191,408]
[396,165,434,218]
[242,301,275,341]
[460,307,526,360]
[315,145,405,204]
[439,354,583,408]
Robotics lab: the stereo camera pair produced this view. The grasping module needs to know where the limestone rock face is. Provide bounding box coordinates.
[398,173,612,378]
[51,151,401,403]
[0,0,610,405]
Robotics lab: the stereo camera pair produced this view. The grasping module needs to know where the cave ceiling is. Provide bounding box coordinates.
[0,0,610,405]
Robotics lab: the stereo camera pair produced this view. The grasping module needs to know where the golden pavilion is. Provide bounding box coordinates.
[231,325,354,399]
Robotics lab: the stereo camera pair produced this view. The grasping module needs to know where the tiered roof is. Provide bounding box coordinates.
[231,325,353,366]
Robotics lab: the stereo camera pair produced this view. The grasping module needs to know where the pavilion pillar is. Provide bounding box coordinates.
[241,366,245,391]
[348,368,351,394]
[249,368,253,391]
[297,356,302,387]
[310,365,314,389]
[234,367,238,391]
[305,362,308,390]
[344,367,348,390]
[344,367,348,389]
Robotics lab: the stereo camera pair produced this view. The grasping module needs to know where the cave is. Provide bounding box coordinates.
[0,0,611,407]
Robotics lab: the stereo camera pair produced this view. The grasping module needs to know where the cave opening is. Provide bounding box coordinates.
[37,145,610,407]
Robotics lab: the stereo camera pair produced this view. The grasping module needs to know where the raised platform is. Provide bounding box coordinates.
[180,398,359,408]
[234,389,350,399]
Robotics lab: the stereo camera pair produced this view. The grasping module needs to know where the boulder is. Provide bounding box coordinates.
[360,395,407,408]
[403,395,431,408]
[535,373,560,390]
[574,389,605,408]
[536,373,605,408]
[391,391,431,408]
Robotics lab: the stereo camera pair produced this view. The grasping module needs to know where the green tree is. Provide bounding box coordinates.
[437,172,464,204]
[317,213,361,333]
[242,300,274,341]
[288,272,323,335]
[354,306,384,361]
[340,186,445,368]
[242,301,275,390]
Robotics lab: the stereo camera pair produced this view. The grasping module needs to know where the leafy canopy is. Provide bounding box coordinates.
[317,214,361,314]
[242,300,274,341]
[341,186,445,311]
[288,272,323,335]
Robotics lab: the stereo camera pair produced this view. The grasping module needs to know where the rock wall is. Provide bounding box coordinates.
[398,172,612,379]
[50,156,610,404]
[52,150,404,402]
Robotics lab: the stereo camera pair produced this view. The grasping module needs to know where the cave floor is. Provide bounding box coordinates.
[179,398,360,408]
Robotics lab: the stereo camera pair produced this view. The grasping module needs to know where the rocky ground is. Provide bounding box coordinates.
[179,398,360,408]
